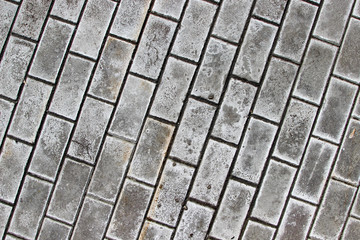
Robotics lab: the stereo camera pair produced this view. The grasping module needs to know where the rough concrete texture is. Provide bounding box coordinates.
[0,0,360,239]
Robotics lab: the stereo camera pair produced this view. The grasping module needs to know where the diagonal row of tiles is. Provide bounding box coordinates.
[0,0,360,239]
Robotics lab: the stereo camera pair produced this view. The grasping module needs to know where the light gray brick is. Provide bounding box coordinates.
[148,159,194,226]
[152,0,186,19]
[354,0,360,17]
[8,79,52,143]
[354,94,360,118]
[352,191,360,218]
[190,140,236,205]
[51,0,85,22]
[68,97,112,163]
[292,138,337,204]
[29,19,73,83]
[243,221,275,240]
[253,0,288,24]
[9,176,51,239]
[174,201,213,240]
[172,0,217,61]
[170,98,216,165]
[4,236,21,240]
[273,99,317,165]
[139,221,173,240]
[0,99,13,143]
[12,0,52,40]
[313,77,357,143]
[129,118,174,185]
[111,0,151,41]
[333,119,360,184]
[50,55,94,120]
[29,115,72,181]
[0,1,17,51]
[233,19,277,83]
[38,218,71,240]
[276,198,316,240]
[71,0,116,59]
[89,37,134,102]
[192,38,236,103]
[233,118,277,184]
[343,218,360,240]
[47,158,91,224]
[253,57,297,122]
[72,197,112,240]
[252,160,296,225]
[150,57,196,122]
[311,180,356,239]
[131,15,176,79]
[0,36,35,100]
[334,19,360,83]
[274,0,317,62]
[212,0,253,42]
[107,179,152,240]
[210,180,255,240]
[88,136,134,202]
[313,0,353,44]
[212,79,257,143]
[294,39,337,104]
[0,203,11,237]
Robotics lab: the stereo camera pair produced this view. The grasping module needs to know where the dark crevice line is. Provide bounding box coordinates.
[169,53,198,65]
[49,14,77,26]
[291,95,320,107]
[148,114,177,126]
[108,33,137,44]
[86,93,116,106]
[46,111,76,124]
[188,94,218,107]
[150,11,179,23]
[251,14,280,27]
[230,74,261,88]
[68,50,97,62]
[128,71,158,84]
[10,32,38,44]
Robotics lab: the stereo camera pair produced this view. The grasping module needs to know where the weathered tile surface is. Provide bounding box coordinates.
[0,203,11,237]
[38,218,71,240]
[0,99,13,143]
[253,0,288,24]
[243,221,275,240]
[0,1,17,52]
[51,0,85,22]
[343,218,360,240]
[139,221,173,240]
[152,0,186,19]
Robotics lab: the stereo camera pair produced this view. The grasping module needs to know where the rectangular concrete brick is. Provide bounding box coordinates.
[274,0,317,62]
[212,79,257,143]
[0,1,17,51]
[170,98,216,165]
[273,99,317,165]
[190,140,236,206]
[243,221,275,240]
[212,0,253,42]
[129,118,174,185]
[38,218,71,240]
[174,201,213,240]
[192,37,237,103]
[210,180,255,240]
[148,159,194,226]
[253,57,297,122]
[68,98,112,163]
[354,0,360,18]
[253,0,287,24]
[333,119,360,184]
[0,138,32,203]
[354,94,360,118]
[0,99,13,143]
[152,0,186,19]
[72,197,112,240]
[233,18,277,83]
[313,77,357,143]
[334,19,360,83]
[71,0,115,59]
[172,0,217,61]
[111,0,151,41]
[276,198,316,240]
[88,136,134,202]
[294,39,337,104]
[0,36,35,100]
[29,115,72,181]
[233,118,277,184]
[12,0,52,40]
[139,221,173,240]
[313,0,353,44]
[51,0,85,23]
[9,176,51,239]
[29,19,73,83]
[150,57,196,122]
[131,15,176,79]
[292,138,337,204]
[107,179,152,240]
[311,180,356,239]
[9,79,52,143]
[48,158,91,224]
[343,218,360,240]
[110,75,155,141]
[0,203,12,237]
[89,37,134,102]
[252,160,296,225]
[352,191,360,218]
[50,55,94,120]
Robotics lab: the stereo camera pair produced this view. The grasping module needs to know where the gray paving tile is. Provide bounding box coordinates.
[0,203,11,237]
[253,0,288,24]
[354,0,360,18]
[128,118,174,185]
[139,221,173,240]
[0,99,13,143]
[233,18,277,83]
[352,191,360,218]
[354,94,360,118]
[192,37,236,103]
[38,218,71,240]
[0,1,17,52]
[0,36,35,100]
[343,218,360,240]
[172,0,217,62]
[243,221,275,240]
[152,0,186,19]
[51,0,85,23]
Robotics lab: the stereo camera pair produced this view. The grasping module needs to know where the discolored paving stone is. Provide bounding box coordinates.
[253,0,288,24]
[0,99,13,144]
[0,1,17,52]
[51,0,85,23]
[152,0,186,20]
[343,218,360,240]
[0,203,11,237]
[139,221,173,240]
[38,218,71,240]
[242,221,275,240]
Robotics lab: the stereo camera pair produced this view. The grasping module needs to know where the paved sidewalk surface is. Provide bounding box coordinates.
[0,0,360,239]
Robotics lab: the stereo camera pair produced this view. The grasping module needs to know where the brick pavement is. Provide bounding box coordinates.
[0,0,360,239]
